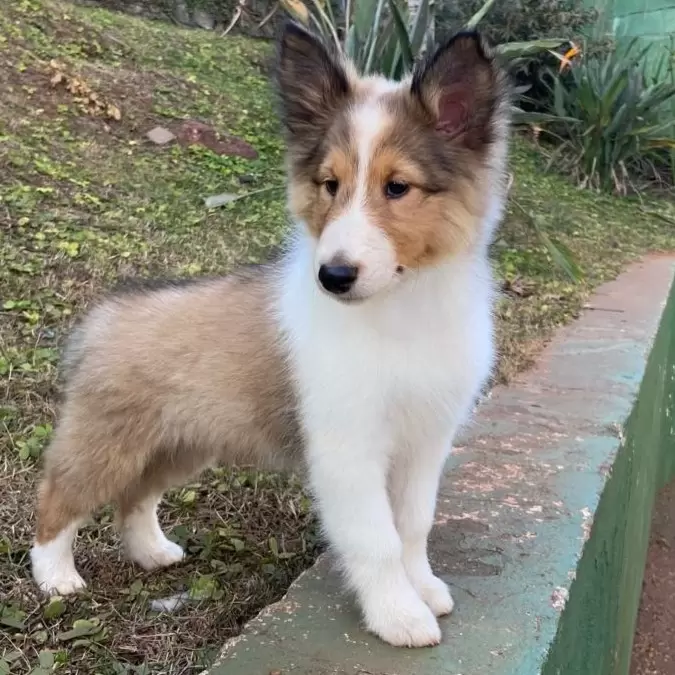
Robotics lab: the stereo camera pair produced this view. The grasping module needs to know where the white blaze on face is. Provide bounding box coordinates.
[315,96,400,301]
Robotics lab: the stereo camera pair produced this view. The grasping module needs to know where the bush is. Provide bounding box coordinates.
[434,0,597,121]
[281,0,566,82]
[436,0,595,45]
[538,40,675,194]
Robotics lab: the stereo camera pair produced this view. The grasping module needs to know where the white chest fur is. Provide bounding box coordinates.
[277,235,496,452]
[274,232,496,648]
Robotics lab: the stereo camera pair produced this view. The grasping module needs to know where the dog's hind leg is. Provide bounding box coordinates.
[118,492,184,571]
[31,418,153,595]
[116,460,200,571]
[32,468,89,595]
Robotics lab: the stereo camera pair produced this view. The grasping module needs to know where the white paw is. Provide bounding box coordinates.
[364,591,442,648]
[125,536,185,571]
[31,547,86,596]
[414,573,455,617]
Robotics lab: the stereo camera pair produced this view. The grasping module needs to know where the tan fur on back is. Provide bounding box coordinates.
[37,269,299,543]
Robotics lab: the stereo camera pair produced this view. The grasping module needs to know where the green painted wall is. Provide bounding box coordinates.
[591,0,675,36]
[586,0,675,134]
[542,275,675,675]
[588,0,675,69]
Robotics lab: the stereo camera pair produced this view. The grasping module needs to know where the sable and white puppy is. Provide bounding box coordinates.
[30,22,510,648]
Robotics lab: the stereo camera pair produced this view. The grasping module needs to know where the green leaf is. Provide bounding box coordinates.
[510,200,583,281]
[230,537,246,552]
[43,595,66,620]
[646,137,675,149]
[363,0,387,73]
[344,24,358,62]
[38,651,54,669]
[128,579,144,597]
[387,0,413,73]
[511,107,579,126]
[353,0,378,38]
[465,0,498,28]
[33,424,52,439]
[2,617,25,631]
[408,0,431,57]
[0,659,10,675]
[69,639,94,649]
[32,630,48,645]
[2,605,27,627]
[539,232,584,282]
[188,575,219,600]
[180,489,197,505]
[57,618,101,641]
[269,536,279,558]
[496,39,567,59]
[306,0,340,49]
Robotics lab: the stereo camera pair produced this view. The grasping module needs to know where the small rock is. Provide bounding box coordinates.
[238,174,256,185]
[175,120,258,159]
[173,0,192,25]
[193,9,215,30]
[150,592,189,613]
[146,126,176,145]
[205,193,238,208]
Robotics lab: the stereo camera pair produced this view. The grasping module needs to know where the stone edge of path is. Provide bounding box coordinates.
[205,254,675,675]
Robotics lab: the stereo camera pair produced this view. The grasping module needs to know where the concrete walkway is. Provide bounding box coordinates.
[206,255,675,675]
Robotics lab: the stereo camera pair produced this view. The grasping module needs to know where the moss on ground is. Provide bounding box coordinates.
[1,1,674,673]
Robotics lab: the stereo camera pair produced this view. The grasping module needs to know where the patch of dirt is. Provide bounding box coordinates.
[174,120,258,159]
[631,480,675,675]
[0,56,179,143]
[0,3,311,672]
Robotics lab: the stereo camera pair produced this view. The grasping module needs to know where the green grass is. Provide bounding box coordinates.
[1,1,674,673]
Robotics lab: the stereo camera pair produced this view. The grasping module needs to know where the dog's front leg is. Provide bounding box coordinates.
[306,430,441,648]
[390,437,455,618]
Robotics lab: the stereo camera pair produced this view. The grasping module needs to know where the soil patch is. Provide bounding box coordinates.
[631,480,675,675]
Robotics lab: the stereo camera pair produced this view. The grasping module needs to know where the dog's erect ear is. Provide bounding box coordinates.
[276,21,351,139]
[411,31,504,151]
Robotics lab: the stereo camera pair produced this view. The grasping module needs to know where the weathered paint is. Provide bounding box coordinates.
[543,257,675,675]
[586,0,675,121]
[205,256,675,675]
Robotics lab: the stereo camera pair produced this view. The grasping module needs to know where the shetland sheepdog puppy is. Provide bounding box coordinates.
[31,21,510,648]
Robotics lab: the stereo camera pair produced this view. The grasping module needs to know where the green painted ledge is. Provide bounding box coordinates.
[206,255,675,675]
[543,255,675,675]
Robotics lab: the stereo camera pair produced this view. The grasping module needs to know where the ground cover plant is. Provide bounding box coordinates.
[535,39,675,194]
[1,1,675,673]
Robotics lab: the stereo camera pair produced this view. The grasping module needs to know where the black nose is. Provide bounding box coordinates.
[318,264,359,295]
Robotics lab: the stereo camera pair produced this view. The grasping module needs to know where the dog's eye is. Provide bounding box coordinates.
[385,180,409,199]
[324,179,339,196]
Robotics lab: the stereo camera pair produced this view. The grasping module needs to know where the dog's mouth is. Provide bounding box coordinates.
[316,284,366,304]
[314,262,406,304]
[330,293,367,305]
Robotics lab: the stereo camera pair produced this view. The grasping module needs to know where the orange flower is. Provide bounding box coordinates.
[559,42,581,72]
